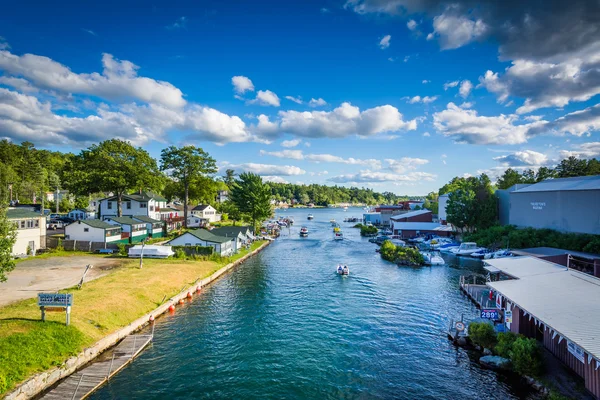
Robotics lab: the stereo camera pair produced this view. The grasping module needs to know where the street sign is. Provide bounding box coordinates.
[455,321,466,331]
[481,308,500,320]
[505,310,513,324]
[38,293,73,307]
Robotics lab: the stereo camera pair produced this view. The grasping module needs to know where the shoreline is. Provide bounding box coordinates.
[5,240,272,400]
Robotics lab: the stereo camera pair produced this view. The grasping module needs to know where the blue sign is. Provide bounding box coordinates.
[481,308,499,320]
[37,293,73,307]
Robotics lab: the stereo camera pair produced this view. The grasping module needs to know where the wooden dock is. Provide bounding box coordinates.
[459,275,496,309]
[42,334,153,400]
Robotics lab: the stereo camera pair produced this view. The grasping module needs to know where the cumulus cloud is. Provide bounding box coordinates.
[250,90,280,107]
[166,16,187,30]
[231,76,254,94]
[407,19,418,31]
[308,98,327,107]
[559,142,600,159]
[379,35,391,49]
[459,80,473,98]
[262,176,289,184]
[408,95,438,104]
[259,148,383,168]
[429,10,487,49]
[0,36,10,50]
[0,76,39,93]
[281,139,301,148]
[0,50,186,108]
[259,149,305,160]
[222,162,305,176]
[422,80,430,84]
[528,103,600,137]
[255,102,417,139]
[494,150,549,167]
[444,81,459,90]
[285,95,303,104]
[329,170,436,184]
[386,157,429,174]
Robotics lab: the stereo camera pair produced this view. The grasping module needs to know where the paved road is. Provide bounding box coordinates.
[0,256,121,307]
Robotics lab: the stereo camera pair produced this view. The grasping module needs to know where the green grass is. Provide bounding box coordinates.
[15,250,112,264]
[0,241,266,396]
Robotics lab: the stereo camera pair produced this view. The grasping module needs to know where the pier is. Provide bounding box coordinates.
[42,334,153,400]
[459,275,496,309]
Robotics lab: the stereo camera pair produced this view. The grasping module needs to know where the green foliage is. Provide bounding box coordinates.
[174,248,187,259]
[171,245,214,257]
[423,191,439,214]
[73,196,89,210]
[509,337,543,376]
[116,243,127,256]
[495,332,518,358]
[0,206,17,282]
[223,168,236,188]
[218,200,242,224]
[445,174,498,233]
[468,322,497,349]
[230,173,272,229]
[360,225,378,236]
[379,240,425,266]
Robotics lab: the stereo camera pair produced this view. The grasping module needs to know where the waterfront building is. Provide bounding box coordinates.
[210,226,254,252]
[190,204,221,223]
[363,212,382,226]
[64,219,125,244]
[132,215,165,238]
[167,229,234,256]
[373,205,408,227]
[7,208,47,256]
[98,191,167,221]
[484,256,600,399]
[390,222,453,239]
[511,247,600,277]
[103,216,148,243]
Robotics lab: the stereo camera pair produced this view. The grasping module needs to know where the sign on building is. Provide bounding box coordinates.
[504,310,513,324]
[481,309,500,320]
[37,293,73,326]
[567,340,586,363]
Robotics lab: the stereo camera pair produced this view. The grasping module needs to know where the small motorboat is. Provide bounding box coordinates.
[128,245,174,259]
[421,251,445,266]
[307,214,314,220]
[343,206,348,211]
[449,242,486,256]
[336,264,350,275]
[299,227,309,237]
[334,231,344,240]
[484,249,513,259]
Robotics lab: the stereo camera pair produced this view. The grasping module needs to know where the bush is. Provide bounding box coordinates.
[379,240,425,265]
[380,240,397,262]
[117,243,127,256]
[174,248,187,259]
[510,337,542,376]
[360,225,378,236]
[468,321,497,349]
[494,332,518,358]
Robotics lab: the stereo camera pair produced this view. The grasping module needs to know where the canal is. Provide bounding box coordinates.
[91,207,537,399]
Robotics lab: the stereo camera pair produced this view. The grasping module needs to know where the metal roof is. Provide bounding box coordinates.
[6,209,43,219]
[488,265,600,363]
[512,175,600,193]
[192,204,211,211]
[512,247,600,261]
[75,219,118,230]
[210,226,252,237]
[390,209,432,221]
[484,256,567,279]
[187,229,234,243]
[105,217,146,226]
[391,222,449,231]
[132,215,163,224]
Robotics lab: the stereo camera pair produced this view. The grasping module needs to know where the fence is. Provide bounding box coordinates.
[46,237,132,253]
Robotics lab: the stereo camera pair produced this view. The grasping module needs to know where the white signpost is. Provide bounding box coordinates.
[567,340,586,363]
[38,293,73,326]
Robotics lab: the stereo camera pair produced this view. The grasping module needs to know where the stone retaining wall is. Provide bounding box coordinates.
[5,240,272,400]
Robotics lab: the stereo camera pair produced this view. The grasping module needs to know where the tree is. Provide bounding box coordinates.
[223,169,236,188]
[73,196,89,210]
[229,173,272,230]
[219,200,242,225]
[496,168,524,190]
[64,139,162,217]
[446,174,498,233]
[535,166,555,182]
[0,206,17,282]
[555,156,589,178]
[160,146,217,228]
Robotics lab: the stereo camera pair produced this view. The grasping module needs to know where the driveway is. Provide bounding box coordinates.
[0,256,123,307]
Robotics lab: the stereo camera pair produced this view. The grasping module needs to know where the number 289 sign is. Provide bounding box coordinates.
[481,309,499,320]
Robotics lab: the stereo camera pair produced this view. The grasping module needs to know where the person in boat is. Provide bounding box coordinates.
[337,265,344,274]
[343,265,349,274]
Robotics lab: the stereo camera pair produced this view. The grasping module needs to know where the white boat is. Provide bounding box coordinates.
[449,242,485,256]
[336,264,350,275]
[484,249,513,259]
[343,206,348,211]
[421,251,445,266]
[307,214,314,220]
[390,239,406,247]
[334,231,344,240]
[128,245,174,259]
[300,227,309,237]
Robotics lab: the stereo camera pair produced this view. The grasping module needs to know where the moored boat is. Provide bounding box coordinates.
[307,214,314,220]
[336,264,350,275]
[300,226,309,237]
[420,251,445,266]
[449,242,485,256]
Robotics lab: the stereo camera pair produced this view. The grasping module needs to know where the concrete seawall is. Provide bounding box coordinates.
[5,240,272,400]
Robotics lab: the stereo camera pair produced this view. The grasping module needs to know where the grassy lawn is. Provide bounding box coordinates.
[14,250,111,264]
[0,240,266,396]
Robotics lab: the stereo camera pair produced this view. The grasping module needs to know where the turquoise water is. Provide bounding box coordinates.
[91,208,536,399]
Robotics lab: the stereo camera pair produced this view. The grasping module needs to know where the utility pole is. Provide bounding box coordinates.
[56,186,59,214]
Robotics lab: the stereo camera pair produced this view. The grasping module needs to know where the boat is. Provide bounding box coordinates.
[484,249,513,259]
[307,214,314,220]
[438,243,460,252]
[299,226,309,237]
[382,228,393,235]
[336,264,350,275]
[421,251,445,266]
[330,219,336,226]
[449,242,486,256]
[390,239,406,247]
[128,245,174,259]
[343,206,348,211]
[334,231,344,240]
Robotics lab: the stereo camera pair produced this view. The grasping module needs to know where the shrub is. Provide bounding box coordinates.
[360,225,378,236]
[116,243,127,256]
[380,240,397,262]
[379,241,425,265]
[494,332,518,358]
[510,337,542,376]
[468,321,497,349]
[174,248,187,259]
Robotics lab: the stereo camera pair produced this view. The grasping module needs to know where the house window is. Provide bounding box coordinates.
[126,202,131,210]
[107,201,113,210]
[20,221,25,229]
[150,206,154,211]
[84,228,89,232]
[35,220,39,228]
[140,202,147,208]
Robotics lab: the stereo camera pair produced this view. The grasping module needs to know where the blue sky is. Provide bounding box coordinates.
[1,0,599,195]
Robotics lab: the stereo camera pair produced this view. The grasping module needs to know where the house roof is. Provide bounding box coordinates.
[6,209,43,219]
[488,259,600,364]
[187,229,233,243]
[101,190,167,203]
[512,175,600,193]
[192,204,211,211]
[390,209,432,221]
[484,256,567,279]
[391,222,452,231]
[210,226,251,237]
[68,209,87,213]
[512,247,600,261]
[75,219,119,230]
[132,215,163,224]
[105,216,146,226]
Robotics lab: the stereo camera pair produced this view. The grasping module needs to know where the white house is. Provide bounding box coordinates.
[7,208,47,256]
[132,215,165,238]
[186,215,206,228]
[98,191,167,221]
[67,209,89,220]
[65,219,124,244]
[190,204,221,223]
[167,229,234,256]
[210,226,253,253]
[104,216,148,243]
[159,204,184,231]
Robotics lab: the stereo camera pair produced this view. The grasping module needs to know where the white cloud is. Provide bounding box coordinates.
[223,162,305,176]
[263,176,289,184]
[494,150,549,166]
[0,51,186,108]
[407,20,418,31]
[250,90,280,107]
[82,29,97,37]
[0,36,10,50]
[0,76,39,93]
[444,81,459,90]
[285,95,303,104]
[408,95,438,104]
[308,98,327,107]
[422,80,430,84]
[429,10,487,50]
[459,80,473,98]
[231,76,255,94]
[423,132,431,137]
[559,142,600,159]
[329,170,436,183]
[281,139,301,148]
[529,103,600,137]
[260,149,305,160]
[386,157,429,173]
[379,35,391,49]
[166,16,187,30]
[259,148,383,168]
[459,101,474,108]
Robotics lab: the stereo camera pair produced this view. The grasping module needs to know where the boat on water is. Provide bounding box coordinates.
[334,231,344,240]
[449,242,486,256]
[330,219,336,225]
[336,264,350,275]
[307,214,314,220]
[300,226,309,237]
[420,251,445,266]
[473,249,513,259]
[343,206,348,211]
[128,245,174,259]
[438,242,460,252]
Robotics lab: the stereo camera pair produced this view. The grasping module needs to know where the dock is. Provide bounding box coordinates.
[459,275,496,309]
[42,334,153,400]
